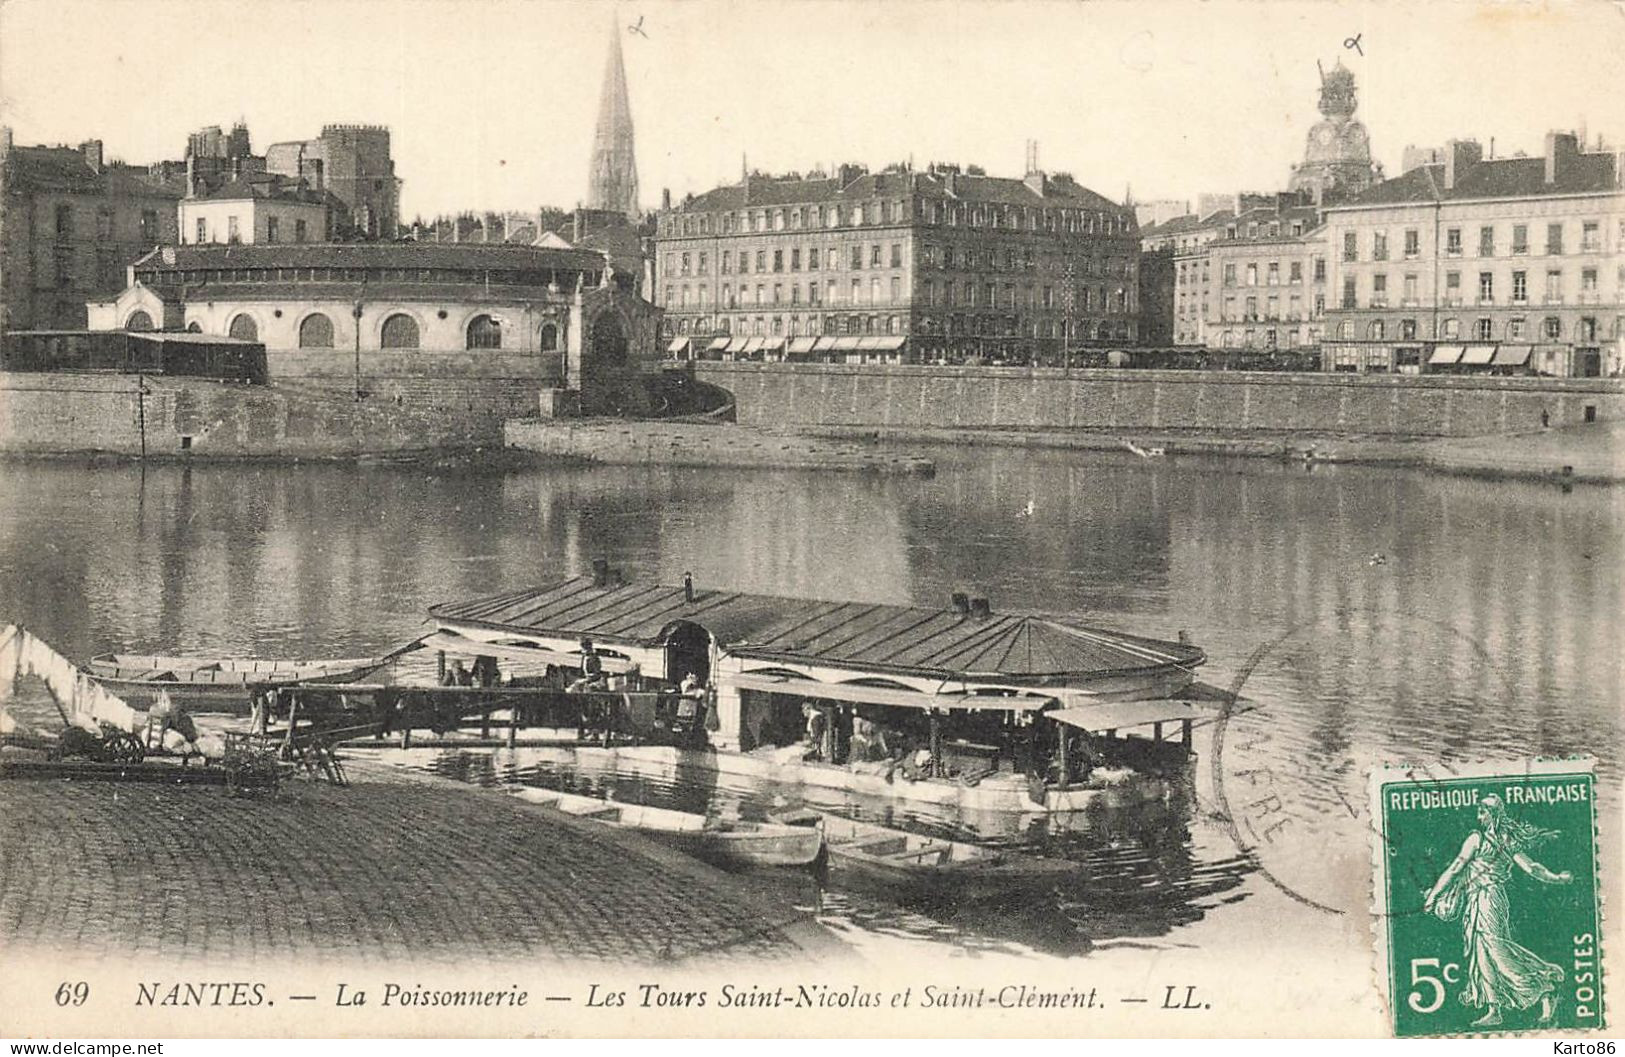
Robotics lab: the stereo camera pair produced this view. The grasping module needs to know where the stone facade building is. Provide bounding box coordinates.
[1204,202,1327,352]
[86,243,662,414]
[654,159,1140,364]
[178,174,331,245]
[265,125,400,239]
[1322,132,1625,377]
[0,131,181,330]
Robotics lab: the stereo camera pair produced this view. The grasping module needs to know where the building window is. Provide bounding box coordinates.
[1475,318,1493,341]
[466,314,502,349]
[1581,221,1599,253]
[1512,225,1528,255]
[1337,320,1354,340]
[1546,222,1563,255]
[55,204,72,236]
[890,244,902,268]
[755,251,766,272]
[95,209,113,239]
[850,247,863,270]
[295,219,308,242]
[298,313,335,348]
[1478,272,1494,303]
[227,216,240,244]
[1445,271,1461,304]
[790,248,800,271]
[1546,269,1563,303]
[1581,268,1598,299]
[1400,318,1418,340]
[196,217,208,244]
[1578,317,1597,341]
[772,250,783,272]
[1372,274,1387,307]
[1544,316,1562,339]
[1289,261,1303,284]
[1446,228,1462,257]
[1508,318,1524,341]
[1245,263,1257,286]
[228,314,258,342]
[1373,233,1388,260]
[1404,229,1419,259]
[891,277,901,301]
[125,310,154,332]
[266,216,280,244]
[1479,226,1495,256]
[1404,274,1419,304]
[698,251,708,274]
[1341,277,1356,309]
[1223,263,1236,286]
[1369,320,1385,340]
[1314,257,1326,282]
[1441,318,1460,339]
[380,313,420,349]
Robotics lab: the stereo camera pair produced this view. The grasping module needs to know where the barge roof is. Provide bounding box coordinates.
[429,577,1204,682]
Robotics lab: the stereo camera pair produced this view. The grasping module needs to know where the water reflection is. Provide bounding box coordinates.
[1,448,1617,953]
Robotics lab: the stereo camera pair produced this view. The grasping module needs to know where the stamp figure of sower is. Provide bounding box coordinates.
[1420,793,1573,1027]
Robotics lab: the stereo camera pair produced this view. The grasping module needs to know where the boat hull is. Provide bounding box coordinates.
[654,828,824,869]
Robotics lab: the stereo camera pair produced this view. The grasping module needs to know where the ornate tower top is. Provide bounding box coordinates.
[587,19,640,219]
[1318,61,1358,119]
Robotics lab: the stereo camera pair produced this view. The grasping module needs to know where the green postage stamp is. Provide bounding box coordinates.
[1371,758,1605,1037]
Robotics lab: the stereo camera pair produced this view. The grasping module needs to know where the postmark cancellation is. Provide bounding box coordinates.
[1369,758,1605,1037]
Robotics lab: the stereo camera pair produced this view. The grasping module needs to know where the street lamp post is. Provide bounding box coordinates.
[351,301,364,401]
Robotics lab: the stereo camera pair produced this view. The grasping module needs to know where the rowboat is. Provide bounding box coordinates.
[510,786,824,868]
[774,809,1078,901]
[86,653,383,710]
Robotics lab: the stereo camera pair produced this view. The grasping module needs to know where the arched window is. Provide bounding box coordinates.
[1442,318,1461,339]
[125,310,154,332]
[1475,318,1494,341]
[1337,320,1354,339]
[380,313,420,349]
[228,314,258,342]
[299,313,334,348]
[538,323,560,351]
[1369,320,1385,340]
[186,322,202,333]
[466,314,502,349]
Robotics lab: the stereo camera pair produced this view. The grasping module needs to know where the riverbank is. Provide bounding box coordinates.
[784,421,1625,484]
[0,755,839,966]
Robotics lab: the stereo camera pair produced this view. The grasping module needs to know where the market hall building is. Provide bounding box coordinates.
[85,242,663,414]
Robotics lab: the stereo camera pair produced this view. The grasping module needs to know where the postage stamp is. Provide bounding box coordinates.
[1370,758,1605,1037]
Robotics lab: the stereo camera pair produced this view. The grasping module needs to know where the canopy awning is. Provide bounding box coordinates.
[1049,700,1208,733]
[830,336,863,351]
[665,336,690,354]
[872,335,907,351]
[1460,344,1497,365]
[741,336,765,353]
[1428,345,1465,365]
[760,336,786,352]
[812,336,837,351]
[417,630,639,674]
[787,337,818,354]
[707,336,732,351]
[724,336,750,353]
[730,671,1053,712]
[856,336,883,350]
[1492,345,1531,366]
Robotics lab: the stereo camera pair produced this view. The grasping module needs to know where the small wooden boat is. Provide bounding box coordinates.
[774,809,1078,901]
[511,787,823,868]
[86,653,383,710]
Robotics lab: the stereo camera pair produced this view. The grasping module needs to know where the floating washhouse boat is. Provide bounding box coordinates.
[423,569,1210,813]
[508,786,824,868]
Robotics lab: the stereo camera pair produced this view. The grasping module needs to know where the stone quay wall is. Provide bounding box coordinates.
[505,419,935,475]
[0,370,542,457]
[694,363,1625,438]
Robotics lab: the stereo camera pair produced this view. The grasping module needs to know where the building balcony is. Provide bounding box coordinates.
[1544,296,1565,305]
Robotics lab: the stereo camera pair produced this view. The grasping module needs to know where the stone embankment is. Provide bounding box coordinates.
[505,418,935,475]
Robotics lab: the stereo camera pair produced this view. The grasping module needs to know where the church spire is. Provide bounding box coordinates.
[587,17,639,218]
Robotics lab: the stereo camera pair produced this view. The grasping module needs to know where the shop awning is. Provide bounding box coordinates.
[1429,345,1465,365]
[872,336,908,351]
[1492,345,1531,366]
[665,336,690,354]
[855,336,883,350]
[707,336,732,351]
[760,336,786,352]
[1049,700,1208,733]
[787,337,818,354]
[741,336,765,354]
[416,630,639,674]
[1460,345,1497,365]
[812,336,837,352]
[830,336,863,351]
[724,336,751,353]
[730,672,1053,712]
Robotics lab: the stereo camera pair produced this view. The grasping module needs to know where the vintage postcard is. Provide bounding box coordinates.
[0,0,1620,1041]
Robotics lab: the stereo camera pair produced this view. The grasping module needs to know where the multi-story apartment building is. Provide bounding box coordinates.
[0,132,181,330]
[1322,132,1624,376]
[178,173,331,245]
[1204,203,1327,352]
[1140,209,1230,346]
[653,159,1140,364]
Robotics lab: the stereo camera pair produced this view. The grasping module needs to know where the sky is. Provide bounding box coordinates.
[2,0,1622,220]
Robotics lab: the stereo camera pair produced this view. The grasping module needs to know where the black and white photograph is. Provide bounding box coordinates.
[0,0,1620,1041]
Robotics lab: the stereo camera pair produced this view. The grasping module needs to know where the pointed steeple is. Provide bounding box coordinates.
[587,18,639,218]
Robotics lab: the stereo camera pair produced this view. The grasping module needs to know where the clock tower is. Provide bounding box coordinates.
[1288,60,1379,203]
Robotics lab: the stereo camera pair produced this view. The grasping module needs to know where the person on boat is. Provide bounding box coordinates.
[801,702,828,761]
[1423,794,1571,1027]
[849,716,891,764]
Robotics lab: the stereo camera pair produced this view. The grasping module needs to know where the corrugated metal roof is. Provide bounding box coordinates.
[429,577,1204,682]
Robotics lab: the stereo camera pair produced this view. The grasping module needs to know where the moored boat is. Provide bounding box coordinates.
[510,786,823,868]
[774,808,1078,902]
[86,652,384,710]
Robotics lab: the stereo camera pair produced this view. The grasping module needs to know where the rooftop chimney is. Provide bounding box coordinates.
[1,126,12,163]
[969,597,992,620]
[80,139,103,173]
[591,558,610,587]
[1442,139,1482,191]
[950,592,970,615]
[661,188,672,211]
[1544,130,1579,186]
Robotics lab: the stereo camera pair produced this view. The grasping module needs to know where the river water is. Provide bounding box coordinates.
[1,448,1619,962]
